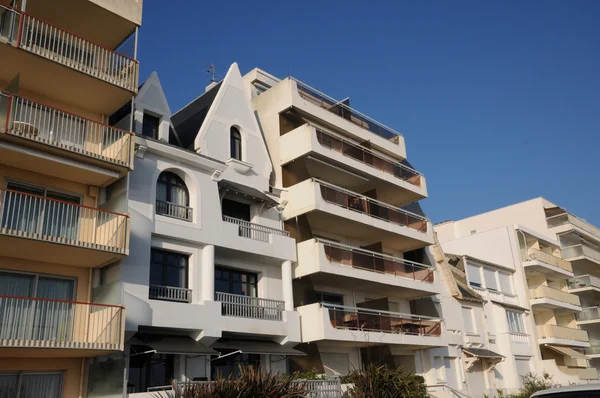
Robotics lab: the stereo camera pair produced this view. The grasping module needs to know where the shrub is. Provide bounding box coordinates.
[508,372,560,398]
[292,368,328,380]
[342,364,428,398]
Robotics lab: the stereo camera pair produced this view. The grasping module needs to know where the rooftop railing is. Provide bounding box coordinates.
[536,324,588,342]
[529,286,580,307]
[215,292,285,321]
[223,215,289,243]
[148,285,192,304]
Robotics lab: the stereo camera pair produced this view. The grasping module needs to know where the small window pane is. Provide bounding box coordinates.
[499,272,513,294]
[483,268,498,291]
[462,307,475,333]
[466,263,482,287]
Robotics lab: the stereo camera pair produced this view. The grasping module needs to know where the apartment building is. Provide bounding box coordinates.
[244,68,444,376]
[102,64,301,395]
[431,198,599,394]
[0,0,140,397]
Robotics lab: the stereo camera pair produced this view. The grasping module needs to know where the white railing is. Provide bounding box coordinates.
[526,247,572,272]
[17,12,138,91]
[576,307,600,322]
[170,379,342,398]
[509,332,529,343]
[0,295,124,350]
[529,286,581,306]
[471,286,518,304]
[156,200,193,222]
[148,285,192,304]
[222,215,289,242]
[215,292,285,321]
[1,93,133,167]
[568,274,600,290]
[0,188,129,254]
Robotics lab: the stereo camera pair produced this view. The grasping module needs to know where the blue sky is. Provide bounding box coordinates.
[137,0,600,226]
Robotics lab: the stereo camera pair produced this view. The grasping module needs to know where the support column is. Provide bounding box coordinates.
[202,245,215,302]
[282,260,294,311]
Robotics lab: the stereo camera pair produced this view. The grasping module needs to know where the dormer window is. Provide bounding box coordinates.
[230,127,242,161]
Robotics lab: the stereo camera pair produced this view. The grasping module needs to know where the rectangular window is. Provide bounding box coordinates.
[506,310,525,334]
[498,272,513,294]
[221,199,251,221]
[142,113,160,139]
[483,268,498,291]
[215,267,257,297]
[462,306,476,334]
[515,358,531,384]
[0,372,63,398]
[149,249,188,288]
[466,263,482,288]
[128,351,174,393]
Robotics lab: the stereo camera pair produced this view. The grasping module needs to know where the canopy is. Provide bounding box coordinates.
[129,334,217,355]
[545,345,588,360]
[463,347,505,359]
[211,340,305,356]
[218,180,278,207]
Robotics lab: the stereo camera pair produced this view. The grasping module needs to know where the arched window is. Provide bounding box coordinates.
[156,171,191,221]
[230,127,242,161]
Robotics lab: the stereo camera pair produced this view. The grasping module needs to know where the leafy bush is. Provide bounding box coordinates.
[509,372,559,398]
[342,364,428,398]
[292,368,328,380]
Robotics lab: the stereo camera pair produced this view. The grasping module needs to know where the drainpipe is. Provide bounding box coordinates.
[78,358,85,398]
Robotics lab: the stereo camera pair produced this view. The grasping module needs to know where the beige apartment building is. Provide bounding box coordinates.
[0,0,141,396]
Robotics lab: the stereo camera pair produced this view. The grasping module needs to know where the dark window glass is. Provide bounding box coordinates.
[221,199,250,221]
[230,127,242,160]
[149,249,188,288]
[211,351,259,379]
[128,351,174,393]
[215,267,257,297]
[156,172,189,206]
[316,292,344,306]
[142,114,160,139]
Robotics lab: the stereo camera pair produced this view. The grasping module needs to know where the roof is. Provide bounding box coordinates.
[462,347,504,359]
[531,383,600,397]
[218,179,278,207]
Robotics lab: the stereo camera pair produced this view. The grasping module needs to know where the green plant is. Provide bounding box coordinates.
[342,364,428,398]
[507,372,560,398]
[292,368,328,380]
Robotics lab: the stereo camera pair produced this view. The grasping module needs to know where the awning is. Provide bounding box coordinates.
[463,347,505,359]
[218,180,278,207]
[129,334,217,355]
[490,300,529,312]
[545,345,589,360]
[211,340,306,356]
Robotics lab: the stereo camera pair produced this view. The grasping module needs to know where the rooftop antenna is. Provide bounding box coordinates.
[204,63,217,82]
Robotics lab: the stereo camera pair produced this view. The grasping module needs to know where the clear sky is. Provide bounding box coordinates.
[137,0,600,226]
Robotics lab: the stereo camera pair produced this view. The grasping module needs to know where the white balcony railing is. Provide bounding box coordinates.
[471,286,518,304]
[576,307,600,322]
[148,285,192,303]
[0,295,124,350]
[1,93,133,167]
[536,324,589,342]
[529,286,581,306]
[568,275,600,290]
[509,332,529,343]
[222,215,289,243]
[526,248,572,272]
[156,200,193,222]
[0,188,129,253]
[215,292,285,321]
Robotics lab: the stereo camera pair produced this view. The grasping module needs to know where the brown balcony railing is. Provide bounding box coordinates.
[1,93,133,167]
[315,129,422,186]
[0,188,129,254]
[323,303,441,336]
[316,179,429,233]
[0,295,124,350]
[320,239,434,283]
[294,78,402,141]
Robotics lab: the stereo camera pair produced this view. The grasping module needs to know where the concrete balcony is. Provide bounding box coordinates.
[547,212,600,241]
[295,238,439,299]
[297,303,443,348]
[282,179,434,251]
[0,295,124,358]
[280,124,426,205]
[523,247,574,279]
[585,344,600,359]
[576,307,600,325]
[529,286,581,312]
[0,187,129,266]
[561,244,600,266]
[536,324,590,348]
[0,93,134,185]
[471,286,518,305]
[567,274,600,293]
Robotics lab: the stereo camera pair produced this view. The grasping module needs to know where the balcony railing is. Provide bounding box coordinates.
[215,292,285,321]
[315,129,421,186]
[322,303,442,336]
[509,332,529,343]
[0,188,129,254]
[576,307,600,322]
[293,78,402,141]
[222,215,290,242]
[529,286,580,306]
[561,244,600,264]
[568,275,600,290]
[156,200,193,222]
[319,239,434,283]
[0,8,138,91]
[526,248,572,272]
[0,295,124,350]
[471,286,518,304]
[536,324,589,342]
[316,179,429,233]
[149,285,192,304]
[1,93,133,167]
[586,345,600,355]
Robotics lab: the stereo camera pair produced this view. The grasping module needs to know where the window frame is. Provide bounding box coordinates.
[142,113,160,139]
[506,310,526,334]
[0,371,64,398]
[230,126,242,161]
[215,266,258,297]
[156,172,189,206]
[462,306,477,334]
[149,249,189,289]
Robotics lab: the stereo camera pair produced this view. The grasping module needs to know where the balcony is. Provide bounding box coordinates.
[529,286,581,312]
[547,212,600,240]
[280,124,425,205]
[295,239,439,298]
[282,179,434,251]
[536,324,590,348]
[523,247,573,278]
[297,302,443,348]
[0,6,138,114]
[471,286,518,305]
[0,295,124,356]
[576,307,600,324]
[223,215,290,243]
[586,345,600,358]
[149,285,192,304]
[561,244,600,266]
[0,93,134,184]
[567,274,600,292]
[215,292,285,321]
[156,200,193,222]
[0,187,129,267]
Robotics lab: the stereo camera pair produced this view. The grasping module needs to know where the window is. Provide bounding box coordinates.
[466,263,482,288]
[230,126,242,160]
[483,268,498,291]
[128,351,174,393]
[149,249,188,288]
[142,113,160,139]
[316,292,344,306]
[499,272,513,294]
[215,267,257,297]
[0,372,63,398]
[506,311,525,334]
[462,306,476,334]
[221,198,251,221]
[211,351,259,379]
[156,172,191,220]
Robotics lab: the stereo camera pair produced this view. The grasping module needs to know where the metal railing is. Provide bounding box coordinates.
[322,303,442,336]
[156,200,193,222]
[12,12,138,91]
[526,247,572,272]
[561,244,600,264]
[315,178,429,233]
[149,285,192,304]
[293,78,402,141]
[215,292,285,321]
[529,286,581,306]
[223,215,289,242]
[576,307,600,322]
[568,274,600,290]
[1,93,133,167]
[0,188,129,254]
[536,324,588,342]
[319,238,434,283]
[471,286,518,304]
[0,295,124,350]
[315,129,421,186]
[170,379,342,398]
